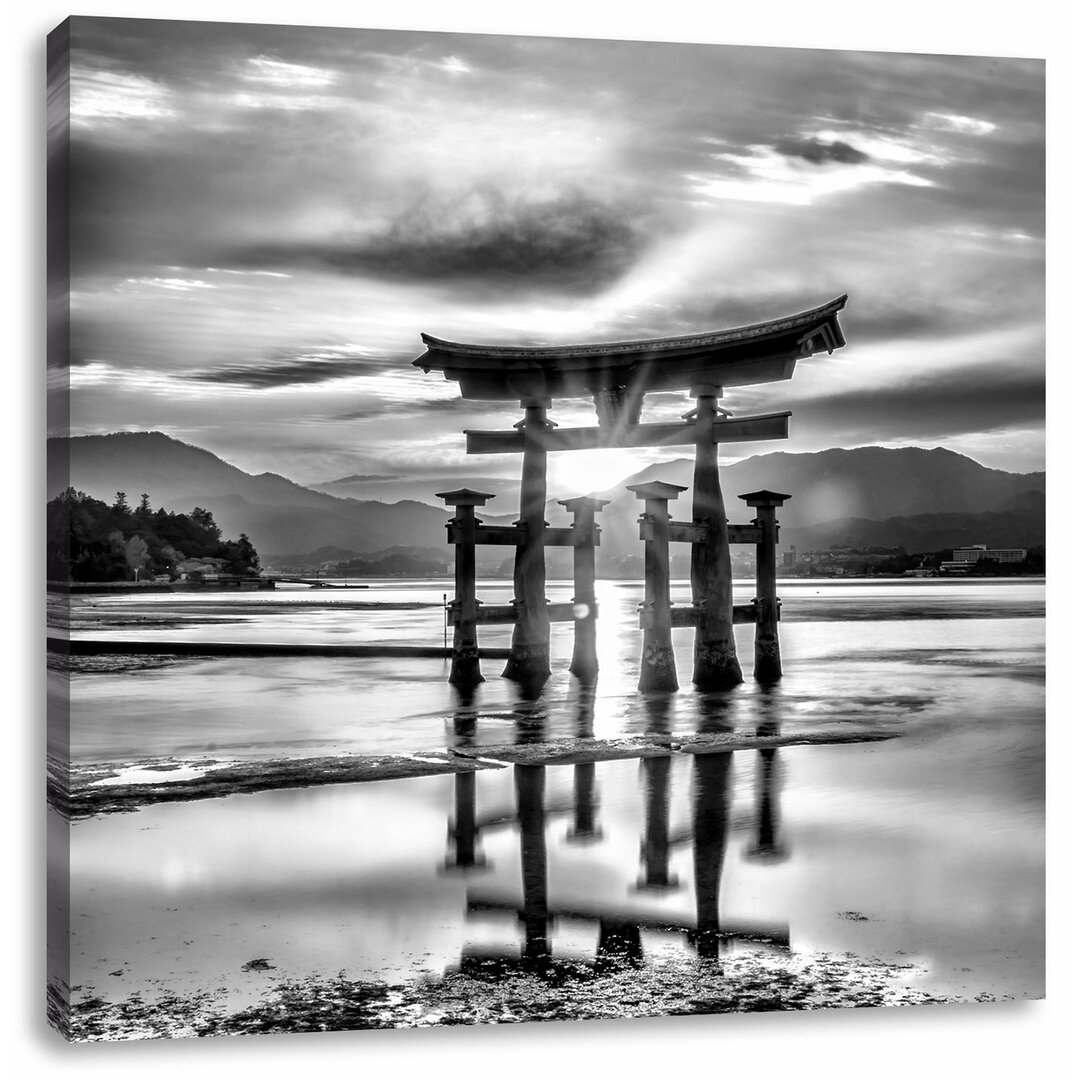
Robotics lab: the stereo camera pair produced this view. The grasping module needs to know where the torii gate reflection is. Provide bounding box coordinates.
[417,296,847,694]
[443,691,792,971]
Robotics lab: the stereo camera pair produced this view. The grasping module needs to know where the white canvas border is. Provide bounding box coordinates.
[8,2,1074,1076]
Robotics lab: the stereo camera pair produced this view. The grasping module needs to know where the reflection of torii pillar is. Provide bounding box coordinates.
[503,402,553,687]
[691,752,733,959]
[567,683,602,843]
[636,756,678,890]
[443,706,487,871]
[445,772,486,871]
[566,763,601,843]
[744,746,789,863]
[596,920,643,970]
[516,764,550,961]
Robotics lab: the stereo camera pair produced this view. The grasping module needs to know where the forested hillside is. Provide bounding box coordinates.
[46,488,260,582]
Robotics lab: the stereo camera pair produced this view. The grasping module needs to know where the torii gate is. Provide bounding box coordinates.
[415,295,847,691]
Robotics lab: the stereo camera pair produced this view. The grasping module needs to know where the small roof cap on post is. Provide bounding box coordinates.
[627,481,688,501]
[739,489,792,507]
[435,488,495,507]
[557,495,612,512]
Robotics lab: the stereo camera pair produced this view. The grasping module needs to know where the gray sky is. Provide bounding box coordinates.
[55,17,1045,496]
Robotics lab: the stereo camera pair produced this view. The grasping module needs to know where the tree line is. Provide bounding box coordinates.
[46,488,260,582]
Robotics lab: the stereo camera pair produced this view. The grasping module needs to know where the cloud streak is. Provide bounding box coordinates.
[185,352,404,389]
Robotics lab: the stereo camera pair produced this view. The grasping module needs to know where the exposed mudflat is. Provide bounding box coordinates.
[56,727,900,819]
[48,651,203,675]
[58,949,980,1041]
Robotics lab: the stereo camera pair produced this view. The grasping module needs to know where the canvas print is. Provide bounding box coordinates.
[46,17,1045,1041]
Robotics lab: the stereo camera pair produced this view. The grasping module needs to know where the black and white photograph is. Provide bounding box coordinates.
[43,5,1051,1052]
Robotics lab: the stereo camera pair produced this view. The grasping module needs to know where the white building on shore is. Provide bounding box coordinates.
[939,544,1027,574]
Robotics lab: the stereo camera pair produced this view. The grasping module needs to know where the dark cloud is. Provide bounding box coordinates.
[228,189,649,294]
[331,397,473,421]
[742,363,1044,447]
[185,354,401,388]
[774,137,870,166]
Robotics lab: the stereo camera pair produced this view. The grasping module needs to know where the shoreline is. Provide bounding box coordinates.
[56,948,976,1042]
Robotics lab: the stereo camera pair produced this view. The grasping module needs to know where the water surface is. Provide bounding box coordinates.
[58,578,1045,1028]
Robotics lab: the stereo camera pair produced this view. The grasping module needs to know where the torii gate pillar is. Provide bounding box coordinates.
[557,495,609,685]
[503,401,552,686]
[739,490,791,683]
[630,481,683,692]
[437,487,493,688]
[690,385,743,690]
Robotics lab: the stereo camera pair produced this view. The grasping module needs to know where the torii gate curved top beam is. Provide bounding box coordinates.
[413,294,847,402]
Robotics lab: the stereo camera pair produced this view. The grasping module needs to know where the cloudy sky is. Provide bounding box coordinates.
[52,16,1045,499]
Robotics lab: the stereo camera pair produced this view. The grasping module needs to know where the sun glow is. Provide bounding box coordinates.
[548,447,649,500]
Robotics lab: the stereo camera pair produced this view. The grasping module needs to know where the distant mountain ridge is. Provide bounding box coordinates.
[603,446,1043,525]
[48,432,1044,565]
[47,432,451,557]
[575,447,1044,565]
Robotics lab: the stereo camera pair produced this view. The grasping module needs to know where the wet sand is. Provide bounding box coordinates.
[62,951,961,1041]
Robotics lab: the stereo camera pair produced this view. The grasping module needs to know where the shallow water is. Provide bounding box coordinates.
[58,578,1045,1026]
[56,577,1043,762]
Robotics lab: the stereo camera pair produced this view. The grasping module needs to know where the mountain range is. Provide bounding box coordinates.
[47,432,1044,569]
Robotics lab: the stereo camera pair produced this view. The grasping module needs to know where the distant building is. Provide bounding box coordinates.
[951,544,1026,563]
[939,544,1027,574]
[781,545,796,569]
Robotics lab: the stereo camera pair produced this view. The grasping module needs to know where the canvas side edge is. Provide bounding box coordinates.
[45,16,73,1043]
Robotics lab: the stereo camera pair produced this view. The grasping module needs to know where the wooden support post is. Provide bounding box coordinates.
[690,386,743,690]
[557,495,609,685]
[629,481,683,692]
[738,490,791,683]
[437,488,494,688]
[504,402,552,687]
